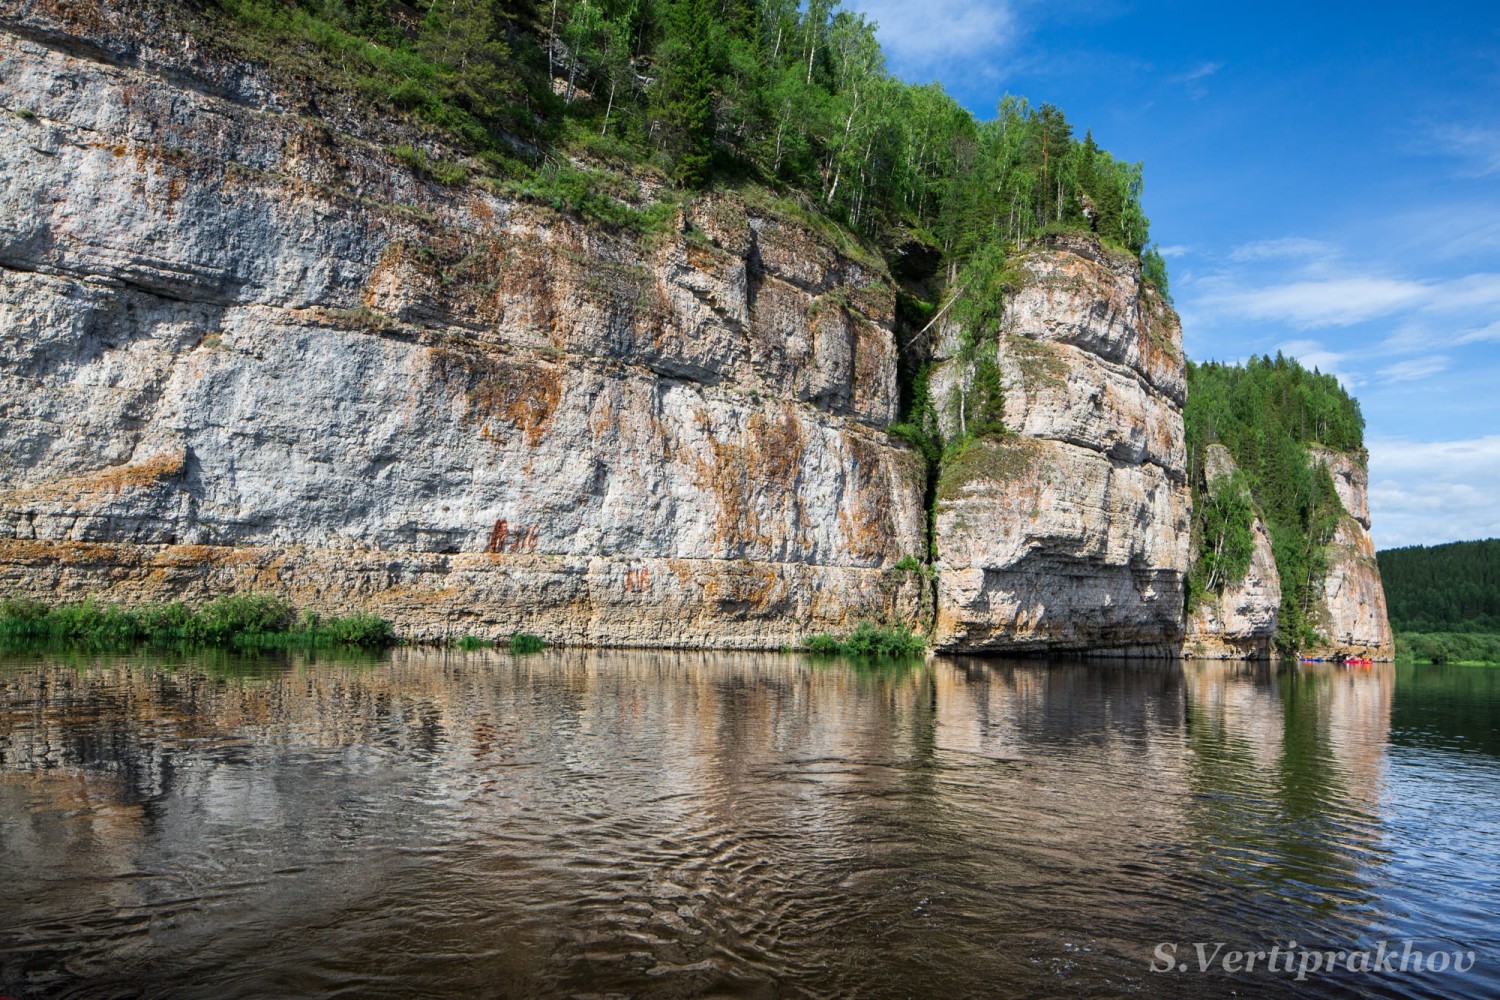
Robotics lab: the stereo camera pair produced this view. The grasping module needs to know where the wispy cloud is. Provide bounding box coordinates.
[1369,435,1500,548]
[846,0,1018,77]
[1201,276,1430,328]
[1172,60,1224,84]
[1156,244,1192,258]
[1228,237,1338,264]
[1168,60,1223,100]
[1377,356,1450,382]
[1432,124,1500,177]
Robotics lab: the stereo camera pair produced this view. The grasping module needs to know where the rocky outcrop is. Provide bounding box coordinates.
[928,234,1192,654]
[1183,445,1281,659]
[0,4,1393,658]
[1307,447,1393,659]
[0,8,928,646]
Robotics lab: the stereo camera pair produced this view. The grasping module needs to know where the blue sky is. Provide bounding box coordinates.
[846,0,1500,549]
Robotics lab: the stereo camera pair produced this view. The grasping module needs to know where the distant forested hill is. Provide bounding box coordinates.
[1378,539,1500,632]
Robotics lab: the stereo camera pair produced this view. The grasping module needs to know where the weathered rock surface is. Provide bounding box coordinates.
[1183,445,1282,659]
[929,234,1192,654]
[0,9,927,646]
[1307,447,1393,659]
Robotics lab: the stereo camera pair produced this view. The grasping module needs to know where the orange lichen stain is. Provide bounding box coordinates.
[1,451,185,508]
[701,560,781,614]
[693,411,804,552]
[432,345,563,448]
[836,434,894,561]
[624,567,651,592]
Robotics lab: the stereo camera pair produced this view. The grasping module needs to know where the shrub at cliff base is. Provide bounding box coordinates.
[804,621,926,658]
[0,596,395,649]
[509,633,547,654]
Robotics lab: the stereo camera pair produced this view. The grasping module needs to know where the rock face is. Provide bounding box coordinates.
[928,234,1192,654]
[0,5,1394,657]
[1183,445,1282,659]
[1307,447,1394,659]
[0,8,928,646]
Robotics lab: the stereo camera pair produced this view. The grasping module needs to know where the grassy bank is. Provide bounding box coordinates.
[1395,631,1500,666]
[0,595,393,649]
[803,621,926,659]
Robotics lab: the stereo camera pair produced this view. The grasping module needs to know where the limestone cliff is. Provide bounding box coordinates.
[0,4,1391,657]
[1306,446,1394,659]
[1183,445,1281,659]
[0,7,928,646]
[927,234,1192,654]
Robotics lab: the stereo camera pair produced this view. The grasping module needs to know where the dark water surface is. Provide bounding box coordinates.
[1,651,1495,999]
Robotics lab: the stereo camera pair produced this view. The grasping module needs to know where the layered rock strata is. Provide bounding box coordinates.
[928,234,1192,654]
[0,9,927,646]
[1306,446,1394,659]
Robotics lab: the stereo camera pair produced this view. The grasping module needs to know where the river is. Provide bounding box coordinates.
[1,650,1495,998]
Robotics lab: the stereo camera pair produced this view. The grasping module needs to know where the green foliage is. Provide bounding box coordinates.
[186,594,294,644]
[0,595,395,648]
[968,356,1006,439]
[802,620,925,658]
[202,0,1162,284]
[1141,244,1171,303]
[1396,631,1500,665]
[1192,471,1257,598]
[1184,355,1365,649]
[509,632,547,654]
[456,634,491,650]
[1378,538,1500,633]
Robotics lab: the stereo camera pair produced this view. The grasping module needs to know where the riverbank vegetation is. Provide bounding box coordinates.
[0,595,395,648]
[1378,539,1500,664]
[1184,354,1365,651]
[803,621,925,658]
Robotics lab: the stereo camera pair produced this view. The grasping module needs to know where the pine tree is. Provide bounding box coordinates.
[651,0,716,185]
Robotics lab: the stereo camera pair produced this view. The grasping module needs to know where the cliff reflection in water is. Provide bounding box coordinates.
[0,651,1492,999]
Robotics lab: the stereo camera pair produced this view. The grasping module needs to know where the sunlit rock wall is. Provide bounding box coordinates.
[0,5,927,646]
[928,234,1192,654]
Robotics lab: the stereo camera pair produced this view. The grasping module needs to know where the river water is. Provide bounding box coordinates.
[0,650,1495,999]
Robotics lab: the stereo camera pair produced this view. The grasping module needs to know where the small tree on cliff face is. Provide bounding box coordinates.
[1198,472,1256,593]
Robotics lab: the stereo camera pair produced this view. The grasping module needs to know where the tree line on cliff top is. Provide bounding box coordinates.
[211,0,1167,293]
[1185,354,1366,651]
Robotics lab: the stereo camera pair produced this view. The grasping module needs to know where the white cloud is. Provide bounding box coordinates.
[1168,60,1223,100]
[1458,319,1500,345]
[1157,244,1192,258]
[1433,124,1500,177]
[1171,60,1223,84]
[1377,356,1450,382]
[1369,435,1500,548]
[1203,276,1430,328]
[1428,272,1500,311]
[1228,237,1337,264]
[845,0,1018,76]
